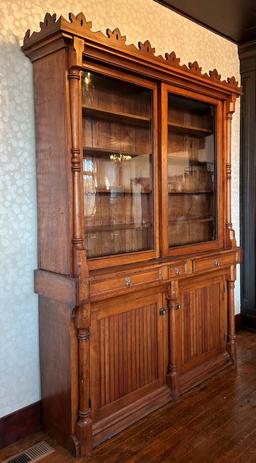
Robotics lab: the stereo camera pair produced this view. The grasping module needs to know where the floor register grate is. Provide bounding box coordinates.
[2,441,54,463]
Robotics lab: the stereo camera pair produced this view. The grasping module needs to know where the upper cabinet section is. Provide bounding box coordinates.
[82,70,158,263]
[22,12,241,273]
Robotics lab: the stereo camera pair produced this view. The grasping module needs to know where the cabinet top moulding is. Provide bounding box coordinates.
[22,12,241,97]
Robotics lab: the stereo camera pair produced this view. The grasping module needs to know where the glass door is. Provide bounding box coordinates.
[82,69,158,267]
[161,85,223,256]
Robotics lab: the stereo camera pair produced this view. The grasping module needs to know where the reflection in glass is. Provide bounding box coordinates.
[168,94,216,247]
[82,71,154,258]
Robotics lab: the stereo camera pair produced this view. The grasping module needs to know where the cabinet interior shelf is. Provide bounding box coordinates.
[84,189,152,194]
[168,121,213,137]
[83,106,151,127]
[169,216,213,224]
[167,156,214,166]
[168,191,213,195]
[85,223,152,232]
[83,146,150,158]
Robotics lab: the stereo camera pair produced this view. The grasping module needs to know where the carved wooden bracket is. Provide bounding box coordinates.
[69,36,85,69]
[167,280,179,304]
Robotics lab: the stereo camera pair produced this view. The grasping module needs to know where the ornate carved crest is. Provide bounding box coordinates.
[138,40,155,57]
[208,68,222,82]
[227,76,239,87]
[106,28,126,45]
[22,12,241,92]
[188,61,202,75]
[68,12,92,32]
[165,51,188,70]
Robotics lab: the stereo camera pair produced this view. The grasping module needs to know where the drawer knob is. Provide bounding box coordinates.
[175,267,180,275]
[124,277,132,287]
[214,259,220,267]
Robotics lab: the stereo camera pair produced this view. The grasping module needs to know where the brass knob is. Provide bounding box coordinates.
[124,277,132,287]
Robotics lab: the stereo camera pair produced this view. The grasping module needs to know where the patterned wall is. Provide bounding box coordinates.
[0,0,240,416]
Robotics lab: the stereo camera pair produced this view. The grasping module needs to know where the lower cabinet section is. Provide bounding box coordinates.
[172,272,231,394]
[38,266,237,456]
[88,271,234,446]
[90,291,170,445]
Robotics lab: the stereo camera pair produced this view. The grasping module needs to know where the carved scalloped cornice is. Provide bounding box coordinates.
[23,12,240,92]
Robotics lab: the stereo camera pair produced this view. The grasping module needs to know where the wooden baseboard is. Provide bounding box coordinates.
[179,352,232,394]
[92,386,172,447]
[235,313,242,332]
[0,401,41,449]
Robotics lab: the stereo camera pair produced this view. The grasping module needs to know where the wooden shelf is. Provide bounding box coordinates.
[83,146,150,158]
[169,216,213,224]
[168,190,213,195]
[83,106,151,127]
[84,188,152,194]
[168,121,213,137]
[167,156,214,166]
[85,223,152,233]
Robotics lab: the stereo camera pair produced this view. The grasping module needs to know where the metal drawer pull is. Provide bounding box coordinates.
[175,267,180,275]
[160,307,168,316]
[214,259,220,267]
[124,277,132,287]
[160,303,181,315]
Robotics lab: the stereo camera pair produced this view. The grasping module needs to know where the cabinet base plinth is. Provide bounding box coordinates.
[178,352,233,395]
[166,370,180,400]
[92,386,172,447]
[74,416,93,457]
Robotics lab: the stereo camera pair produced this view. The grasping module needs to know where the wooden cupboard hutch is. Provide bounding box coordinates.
[22,13,241,457]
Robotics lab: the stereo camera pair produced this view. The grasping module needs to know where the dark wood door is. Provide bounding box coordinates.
[90,292,168,421]
[175,272,228,392]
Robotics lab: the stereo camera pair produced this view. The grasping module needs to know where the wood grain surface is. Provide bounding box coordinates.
[1,330,255,463]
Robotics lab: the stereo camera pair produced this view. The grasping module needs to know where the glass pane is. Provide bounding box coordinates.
[167,93,216,247]
[82,71,154,258]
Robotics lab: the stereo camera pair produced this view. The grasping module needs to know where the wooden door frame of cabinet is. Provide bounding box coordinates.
[80,63,160,270]
[160,83,225,257]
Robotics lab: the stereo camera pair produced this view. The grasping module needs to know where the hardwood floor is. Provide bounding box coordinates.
[1,330,256,463]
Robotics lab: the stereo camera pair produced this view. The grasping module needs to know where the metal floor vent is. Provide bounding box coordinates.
[2,441,54,463]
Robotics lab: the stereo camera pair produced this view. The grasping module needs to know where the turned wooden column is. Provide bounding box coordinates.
[68,37,87,279]
[166,280,180,399]
[69,37,92,456]
[225,95,237,249]
[74,304,92,456]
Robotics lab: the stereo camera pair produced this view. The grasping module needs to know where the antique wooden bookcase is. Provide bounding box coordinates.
[22,13,241,457]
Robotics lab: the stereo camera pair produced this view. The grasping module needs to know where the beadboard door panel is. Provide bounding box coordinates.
[176,272,228,382]
[90,292,168,421]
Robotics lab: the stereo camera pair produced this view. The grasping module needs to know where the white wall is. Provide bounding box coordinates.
[0,0,240,417]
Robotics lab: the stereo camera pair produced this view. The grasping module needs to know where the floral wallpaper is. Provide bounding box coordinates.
[0,0,240,416]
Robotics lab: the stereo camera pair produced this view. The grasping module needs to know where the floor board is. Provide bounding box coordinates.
[1,330,256,463]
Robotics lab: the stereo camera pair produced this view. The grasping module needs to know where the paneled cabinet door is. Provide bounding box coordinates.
[174,272,228,393]
[90,292,168,422]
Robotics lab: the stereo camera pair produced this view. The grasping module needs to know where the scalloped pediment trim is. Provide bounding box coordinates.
[23,12,240,91]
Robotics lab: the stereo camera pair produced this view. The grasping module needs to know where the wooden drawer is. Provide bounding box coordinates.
[90,267,163,298]
[169,261,190,278]
[193,253,235,273]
